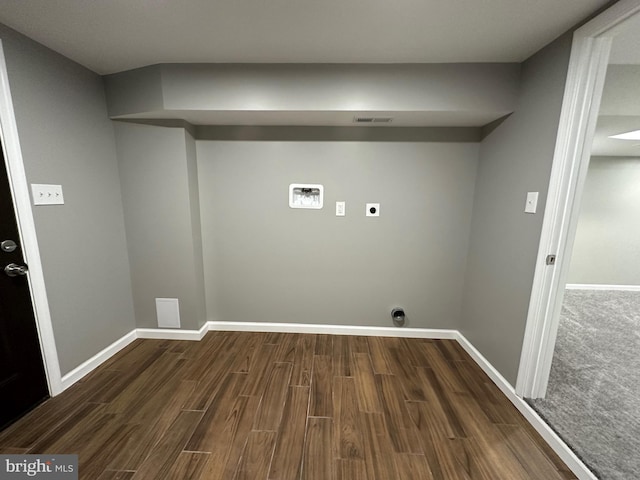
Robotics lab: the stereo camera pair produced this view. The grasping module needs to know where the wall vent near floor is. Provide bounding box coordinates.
[353,116,393,124]
[156,298,181,328]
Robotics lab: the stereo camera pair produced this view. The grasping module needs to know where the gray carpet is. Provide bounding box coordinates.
[529,289,640,480]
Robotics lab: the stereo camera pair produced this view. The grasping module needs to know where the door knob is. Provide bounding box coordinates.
[1,240,17,253]
[4,263,28,277]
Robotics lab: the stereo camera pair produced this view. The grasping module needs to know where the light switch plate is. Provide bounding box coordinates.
[32,184,64,205]
[525,192,539,214]
[336,201,345,216]
[366,203,380,217]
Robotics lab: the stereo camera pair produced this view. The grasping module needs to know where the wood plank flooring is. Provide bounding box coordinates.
[0,332,577,479]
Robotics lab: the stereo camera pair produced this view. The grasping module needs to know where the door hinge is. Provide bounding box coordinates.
[546,254,557,266]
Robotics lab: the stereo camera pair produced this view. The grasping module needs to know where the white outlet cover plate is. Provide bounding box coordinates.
[366,203,380,217]
[32,184,64,205]
[525,191,539,214]
[336,201,345,216]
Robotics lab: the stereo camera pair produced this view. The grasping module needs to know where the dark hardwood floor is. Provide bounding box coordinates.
[0,332,576,479]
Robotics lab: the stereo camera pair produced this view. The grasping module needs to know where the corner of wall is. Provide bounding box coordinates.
[459,32,574,386]
[114,122,206,332]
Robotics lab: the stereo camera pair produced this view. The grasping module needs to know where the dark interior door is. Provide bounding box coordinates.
[0,141,49,430]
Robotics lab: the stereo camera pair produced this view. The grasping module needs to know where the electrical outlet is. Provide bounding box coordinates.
[336,201,345,216]
[32,184,64,205]
[366,203,380,217]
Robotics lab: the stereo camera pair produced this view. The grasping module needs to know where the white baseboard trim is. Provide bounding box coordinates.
[565,283,640,291]
[60,323,208,391]
[57,322,453,393]
[137,322,209,341]
[455,332,597,480]
[208,321,458,339]
[60,329,137,391]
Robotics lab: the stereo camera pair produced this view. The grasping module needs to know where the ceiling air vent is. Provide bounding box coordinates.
[354,116,393,124]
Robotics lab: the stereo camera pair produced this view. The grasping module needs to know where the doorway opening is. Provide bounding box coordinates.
[517,0,640,400]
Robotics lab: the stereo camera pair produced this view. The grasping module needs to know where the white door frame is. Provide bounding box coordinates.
[0,41,63,395]
[516,0,640,399]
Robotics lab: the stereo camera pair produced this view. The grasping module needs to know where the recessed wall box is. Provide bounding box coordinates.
[289,184,324,209]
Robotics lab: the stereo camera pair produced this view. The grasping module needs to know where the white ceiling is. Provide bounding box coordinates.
[5,0,635,139]
[592,116,640,156]
[0,0,609,75]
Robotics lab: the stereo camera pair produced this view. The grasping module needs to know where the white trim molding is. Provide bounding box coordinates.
[516,0,640,400]
[137,322,209,341]
[60,323,209,390]
[456,332,597,480]
[58,322,456,394]
[565,283,640,291]
[0,41,63,395]
[209,321,458,339]
[60,329,137,391]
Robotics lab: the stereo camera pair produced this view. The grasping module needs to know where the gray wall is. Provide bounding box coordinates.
[599,65,640,116]
[568,156,640,285]
[114,122,206,330]
[102,65,163,120]
[0,20,578,387]
[460,33,573,385]
[185,129,207,328]
[197,140,478,328]
[162,63,518,114]
[105,63,520,124]
[0,24,136,375]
